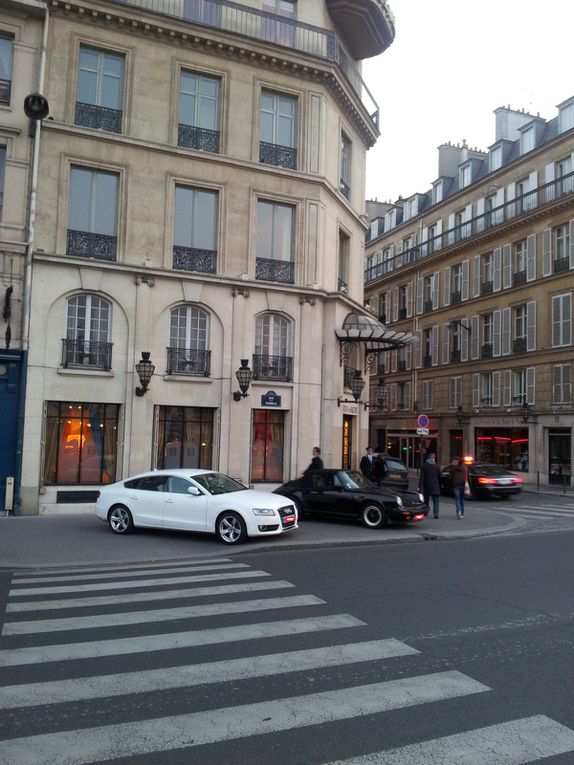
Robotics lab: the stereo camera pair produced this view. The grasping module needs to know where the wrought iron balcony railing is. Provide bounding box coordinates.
[451,290,462,304]
[75,102,122,132]
[255,257,294,284]
[398,307,407,320]
[513,337,527,354]
[62,339,113,370]
[423,355,432,368]
[553,256,570,274]
[166,347,211,376]
[178,123,220,153]
[424,300,433,313]
[259,141,297,169]
[397,360,406,372]
[67,230,117,260]
[112,0,379,125]
[252,353,293,382]
[173,246,217,273]
[0,79,10,105]
[450,349,461,363]
[481,343,493,359]
[481,281,493,296]
[513,270,527,287]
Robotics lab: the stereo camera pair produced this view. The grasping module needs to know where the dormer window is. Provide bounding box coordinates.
[520,126,535,155]
[490,145,502,172]
[432,180,443,204]
[559,101,574,133]
[460,164,471,188]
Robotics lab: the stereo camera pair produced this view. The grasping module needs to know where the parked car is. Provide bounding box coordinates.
[372,454,409,491]
[440,463,522,500]
[96,469,298,545]
[273,469,428,528]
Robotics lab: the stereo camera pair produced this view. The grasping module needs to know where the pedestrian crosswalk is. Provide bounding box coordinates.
[1,556,573,764]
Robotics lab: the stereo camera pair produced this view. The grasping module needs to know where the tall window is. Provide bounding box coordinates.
[64,295,112,370]
[251,409,284,482]
[256,200,294,283]
[0,145,5,220]
[254,313,292,381]
[338,231,349,292]
[178,71,220,152]
[44,402,119,485]
[168,305,210,376]
[559,101,574,132]
[513,304,527,347]
[552,293,572,347]
[513,369,526,404]
[482,251,494,293]
[553,363,572,404]
[554,224,570,267]
[451,263,463,301]
[556,156,573,195]
[260,91,296,169]
[0,34,13,105]
[514,239,527,280]
[340,132,351,199]
[76,46,124,132]
[490,145,502,172]
[68,167,118,260]
[156,406,213,469]
[482,313,493,357]
[520,126,535,154]
[261,0,296,46]
[481,373,493,406]
[173,185,218,273]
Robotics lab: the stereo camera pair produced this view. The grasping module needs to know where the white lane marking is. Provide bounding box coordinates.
[2,594,326,635]
[499,507,574,518]
[6,578,292,613]
[0,614,365,666]
[13,562,246,584]
[12,558,233,578]
[8,569,270,597]
[326,715,574,764]
[0,638,419,709]
[0,672,488,764]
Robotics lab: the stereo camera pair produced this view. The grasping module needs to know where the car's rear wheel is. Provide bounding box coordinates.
[216,511,248,545]
[108,505,134,534]
[362,503,387,529]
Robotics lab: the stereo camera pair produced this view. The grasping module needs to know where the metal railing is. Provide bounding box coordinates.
[255,257,294,283]
[173,246,217,273]
[178,124,220,153]
[75,102,122,132]
[481,343,493,359]
[513,337,527,354]
[259,141,297,169]
[554,256,570,274]
[0,79,10,105]
[513,270,527,287]
[62,339,113,370]
[252,353,293,382]
[67,230,117,260]
[166,347,211,375]
[110,0,379,124]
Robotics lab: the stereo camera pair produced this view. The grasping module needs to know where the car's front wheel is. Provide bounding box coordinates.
[216,511,248,545]
[361,503,387,529]
[108,505,134,534]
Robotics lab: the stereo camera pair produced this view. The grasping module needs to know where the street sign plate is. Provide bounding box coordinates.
[416,427,430,436]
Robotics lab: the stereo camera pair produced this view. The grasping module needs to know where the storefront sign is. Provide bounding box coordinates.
[261,391,281,407]
[473,417,526,426]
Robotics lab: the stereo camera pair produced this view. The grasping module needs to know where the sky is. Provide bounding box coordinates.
[363,0,574,202]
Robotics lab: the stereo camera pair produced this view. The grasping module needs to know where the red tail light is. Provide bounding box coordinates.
[478,477,496,485]
[512,477,522,484]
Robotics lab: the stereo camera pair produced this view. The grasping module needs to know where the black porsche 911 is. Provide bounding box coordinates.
[273,469,428,528]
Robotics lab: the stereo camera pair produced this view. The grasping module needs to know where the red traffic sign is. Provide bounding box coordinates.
[417,414,429,428]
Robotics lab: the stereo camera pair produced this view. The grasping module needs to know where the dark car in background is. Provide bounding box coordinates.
[440,463,522,500]
[274,469,428,528]
[372,454,409,491]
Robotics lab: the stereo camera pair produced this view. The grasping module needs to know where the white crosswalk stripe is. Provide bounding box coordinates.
[11,557,234,579]
[1,559,573,765]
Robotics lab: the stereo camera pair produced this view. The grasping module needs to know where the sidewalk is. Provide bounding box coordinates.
[0,503,525,570]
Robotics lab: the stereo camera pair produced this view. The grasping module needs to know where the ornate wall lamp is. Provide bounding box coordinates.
[456,405,465,424]
[338,370,366,407]
[135,352,155,396]
[520,401,531,423]
[233,359,253,401]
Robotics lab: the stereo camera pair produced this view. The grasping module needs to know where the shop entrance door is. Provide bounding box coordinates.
[549,431,571,485]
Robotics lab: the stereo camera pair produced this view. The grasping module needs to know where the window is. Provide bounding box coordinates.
[482,313,493,358]
[398,285,408,320]
[432,180,443,204]
[559,101,574,133]
[556,156,573,195]
[460,163,471,188]
[490,145,502,172]
[553,224,570,272]
[44,402,119,485]
[427,223,438,254]
[340,132,351,199]
[254,313,292,381]
[454,209,465,242]
[0,34,13,104]
[423,328,432,367]
[422,379,433,410]
[513,369,526,405]
[251,409,284,482]
[178,71,220,152]
[482,252,494,294]
[338,231,349,292]
[261,0,296,46]
[484,192,499,228]
[76,46,124,132]
[552,293,572,347]
[553,363,572,404]
[520,126,535,154]
[513,304,527,353]
[157,406,213,469]
[516,175,535,213]
[378,292,389,324]
[256,200,294,283]
[0,145,5,220]
[183,0,222,26]
[481,373,493,406]
[514,239,527,284]
[64,294,112,370]
[260,91,296,169]
[449,376,462,408]
[173,185,218,273]
[168,305,210,376]
[67,167,118,260]
[451,263,463,302]
[383,247,393,274]
[423,275,433,312]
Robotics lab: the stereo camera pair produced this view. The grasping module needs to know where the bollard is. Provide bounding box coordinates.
[536,471,540,491]
[564,473,567,495]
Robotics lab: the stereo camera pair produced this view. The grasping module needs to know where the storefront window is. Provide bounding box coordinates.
[44,402,119,484]
[157,406,213,469]
[474,428,529,471]
[250,409,284,482]
[450,430,463,460]
[549,431,571,485]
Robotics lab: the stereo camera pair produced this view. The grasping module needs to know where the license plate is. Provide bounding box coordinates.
[389,473,401,479]
[282,515,296,525]
[498,479,512,485]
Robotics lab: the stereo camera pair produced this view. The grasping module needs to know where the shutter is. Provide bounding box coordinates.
[493,371,500,407]
[421,226,428,257]
[543,228,552,276]
[448,377,455,408]
[390,383,397,411]
[384,349,390,374]
[416,276,424,314]
[431,325,439,366]
[461,259,469,300]
[442,323,450,365]
[472,255,481,297]
[552,364,561,404]
[552,296,561,347]
[406,282,413,318]
[405,381,411,410]
[495,188,504,224]
[564,294,572,345]
[565,363,572,404]
[391,349,397,372]
[432,271,440,309]
[528,171,538,210]
[447,213,455,245]
[507,181,516,217]
[493,309,501,356]
[526,300,536,351]
[406,343,412,370]
[436,218,443,250]
[456,376,462,408]
[472,373,480,408]
[502,244,512,289]
[501,307,511,355]
[414,329,422,368]
[461,318,469,361]
[464,203,472,238]
[493,247,502,291]
[545,161,556,202]
[476,197,485,232]
[471,314,479,359]
[502,370,512,407]
[570,220,574,269]
[392,287,399,321]
[526,366,536,405]
[526,234,536,281]
[443,266,451,306]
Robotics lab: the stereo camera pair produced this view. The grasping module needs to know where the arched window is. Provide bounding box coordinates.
[168,305,211,376]
[254,313,292,381]
[64,294,112,370]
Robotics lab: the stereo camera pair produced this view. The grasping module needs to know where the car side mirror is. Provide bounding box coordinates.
[187,486,202,496]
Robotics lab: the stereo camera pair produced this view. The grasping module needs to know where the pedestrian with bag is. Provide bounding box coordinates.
[418,451,441,518]
[449,456,466,518]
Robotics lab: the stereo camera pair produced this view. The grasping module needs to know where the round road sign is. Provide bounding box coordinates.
[417,414,429,428]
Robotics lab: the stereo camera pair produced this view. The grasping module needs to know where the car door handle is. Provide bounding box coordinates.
[128,495,140,500]
[165,499,175,503]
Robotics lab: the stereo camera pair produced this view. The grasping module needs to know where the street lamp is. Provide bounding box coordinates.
[520,401,530,423]
[135,352,155,396]
[456,405,465,424]
[233,359,253,401]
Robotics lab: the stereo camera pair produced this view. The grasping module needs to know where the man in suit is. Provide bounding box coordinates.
[418,452,442,518]
[360,447,376,481]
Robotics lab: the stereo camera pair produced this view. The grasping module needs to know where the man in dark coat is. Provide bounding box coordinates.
[303,447,323,475]
[418,452,441,518]
[360,447,376,481]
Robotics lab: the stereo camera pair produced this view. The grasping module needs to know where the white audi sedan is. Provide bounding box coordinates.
[96,469,298,545]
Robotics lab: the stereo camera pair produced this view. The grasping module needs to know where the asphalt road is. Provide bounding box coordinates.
[0,527,573,763]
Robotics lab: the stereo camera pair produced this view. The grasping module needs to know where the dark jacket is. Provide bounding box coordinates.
[304,456,323,474]
[419,459,441,495]
[360,454,376,480]
[374,457,387,484]
[450,463,467,488]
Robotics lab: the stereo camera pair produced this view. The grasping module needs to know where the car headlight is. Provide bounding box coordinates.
[396,496,403,507]
[252,507,277,516]
[418,492,425,503]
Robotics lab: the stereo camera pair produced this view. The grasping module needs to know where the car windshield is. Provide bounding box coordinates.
[472,465,511,476]
[338,470,374,490]
[384,459,406,472]
[191,472,248,495]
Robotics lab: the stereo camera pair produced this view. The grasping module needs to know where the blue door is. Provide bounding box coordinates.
[0,356,20,511]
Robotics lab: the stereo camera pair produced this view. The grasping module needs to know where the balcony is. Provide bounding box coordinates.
[481,281,493,296]
[252,354,293,382]
[450,349,461,363]
[67,230,117,261]
[424,299,433,313]
[178,124,220,153]
[553,256,570,274]
[256,257,294,284]
[451,290,462,304]
[513,270,527,287]
[75,102,122,133]
[259,141,297,170]
[166,347,211,376]
[481,343,493,359]
[0,78,11,105]
[173,246,217,273]
[398,360,406,372]
[398,307,407,321]
[325,0,395,58]
[423,355,432,369]
[62,339,112,370]
[513,337,527,354]
[481,396,493,407]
